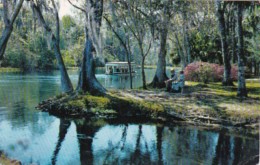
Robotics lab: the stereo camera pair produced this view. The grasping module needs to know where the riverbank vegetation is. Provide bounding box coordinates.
[0,1,259,127]
[0,67,21,72]
[38,81,260,129]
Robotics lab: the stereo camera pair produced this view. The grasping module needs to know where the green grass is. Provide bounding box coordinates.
[45,80,259,126]
[127,81,260,124]
[182,81,260,122]
[186,81,260,98]
[0,67,21,73]
[63,92,165,117]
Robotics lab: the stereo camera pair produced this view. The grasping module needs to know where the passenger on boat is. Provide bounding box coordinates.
[109,67,113,74]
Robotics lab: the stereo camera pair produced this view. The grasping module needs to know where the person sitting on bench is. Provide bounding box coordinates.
[172,71,185,92]
[165,69,177,91]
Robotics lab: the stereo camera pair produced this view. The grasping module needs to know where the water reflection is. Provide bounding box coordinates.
[75,119,105,164]
[46,118,259,165]
[51,119,71,165]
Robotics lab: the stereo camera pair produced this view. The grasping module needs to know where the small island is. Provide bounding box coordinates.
[37,80,260,131]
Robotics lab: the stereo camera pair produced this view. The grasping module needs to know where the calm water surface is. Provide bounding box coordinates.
[0,69,258,165]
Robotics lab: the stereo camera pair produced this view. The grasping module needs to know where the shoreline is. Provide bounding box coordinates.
[37,82,260,134]
[0,151,21,165]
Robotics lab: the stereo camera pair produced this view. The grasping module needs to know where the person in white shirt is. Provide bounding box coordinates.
[165,69,177,91]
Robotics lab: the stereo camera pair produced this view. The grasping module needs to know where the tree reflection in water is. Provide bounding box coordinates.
[51,119,71,165]
[50,119,259,165]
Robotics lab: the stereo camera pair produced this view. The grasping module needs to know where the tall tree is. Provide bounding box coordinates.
[180,0,191,65]
[116,0,152,89]
[31,0,73,93]
[236,2,247,97]
[150,0,173,88]
[0,0,24,61]
[103,0,135,89]
[69,0,106,94]
[215,1,233,86]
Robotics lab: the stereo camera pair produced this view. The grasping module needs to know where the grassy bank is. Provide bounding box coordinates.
[37,81,260,130]
[0,67,21,73]
[39,92,164,119]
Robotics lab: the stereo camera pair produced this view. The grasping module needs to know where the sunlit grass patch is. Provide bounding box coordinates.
[0,67,21,73]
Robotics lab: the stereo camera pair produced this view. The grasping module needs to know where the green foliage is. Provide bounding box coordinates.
[37,50,55,70]
[62,50,77,67]
[2,49,29,70]
[189,31,222,64]
[67,100,86,109]
[56,93,67,99]
[83,95,110,109]
[1,0,259,75]
[1,8,85,71]
[197,64,214,84]
[61,93,164,118]
[108,94,165,116]
[62,15,76,31]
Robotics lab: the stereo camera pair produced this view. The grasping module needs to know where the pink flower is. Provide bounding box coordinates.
[184,62,238,82]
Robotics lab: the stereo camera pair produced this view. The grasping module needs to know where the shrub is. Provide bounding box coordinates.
[184,62,238,83]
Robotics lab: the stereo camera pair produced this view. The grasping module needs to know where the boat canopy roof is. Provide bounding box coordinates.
[105,62,135,66]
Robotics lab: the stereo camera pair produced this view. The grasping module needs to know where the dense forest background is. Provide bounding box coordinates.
[0,0,259,73]
[0,0,259,96]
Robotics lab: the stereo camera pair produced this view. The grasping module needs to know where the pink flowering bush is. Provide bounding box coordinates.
[184,62,238,83]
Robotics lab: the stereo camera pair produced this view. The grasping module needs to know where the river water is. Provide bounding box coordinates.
[0,69,258,165]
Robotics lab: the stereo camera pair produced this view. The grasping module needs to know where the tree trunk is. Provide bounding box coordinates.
[141,57,146,89]
[52,36,74,93]
[175,33,186,70]
[236,2,247,97]
[182,11,191,65]
[77,49,87,92]
[77,0,106,95]
[184,32,191,65]
[151,29,168,88]
[255,63,259,76]
[231,16,236,64]
[77,39,106,95]
[0,0,24,61]
[215,1,233,86]
[125,35,133,89]
[129,62,133,89]
[0,27,12,61]
[80,37,106,95]
[30,3,37,33]
[31,1,73,93]
[77,32,106,95]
